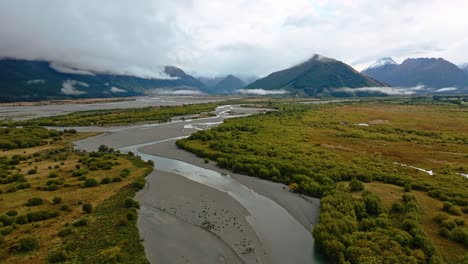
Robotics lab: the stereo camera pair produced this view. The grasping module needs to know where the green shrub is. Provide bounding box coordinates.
[132,180,145,191]
[60,205,70,211]
[72,170,86,177]
[433,213,449,224]
[16,215,28,224]
[18,235,39,251]
[0,215,14,226]
[26,197,44,206]
[0,226,13,236]
[126,212,137,221]
[6,210,18,216]
[48,172,59,178]
[454,219,465,226]
[441,219,457,230]
[26,210,59,222]
[0,234,4,244]
[82,203,93,214]
[84,178,98,187]
[448,206,462,216]
[349,178,364,192]
[403,183,412,192]
[112,177,122,183]
[391,201,405,214]
[58,227,73,237]
[27,169,37,175]
[124,197,139,209]
[48,249,68,263]
[53,197,62,204]
[101,177,111,184]
[47,184,60,191]
[443,201,454,212]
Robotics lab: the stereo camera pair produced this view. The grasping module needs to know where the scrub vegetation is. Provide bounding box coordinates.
[5,103,219,126]
[0,127,153,263]
[176,99,468,263]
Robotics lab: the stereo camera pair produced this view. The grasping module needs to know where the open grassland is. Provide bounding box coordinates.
[0,127,153,263]
[177,100,468,263]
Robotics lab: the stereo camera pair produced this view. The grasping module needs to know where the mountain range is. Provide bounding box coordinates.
[362,57,468,91]
[1,55,467,101]
[0,58,213,101]
[245,55,386,96]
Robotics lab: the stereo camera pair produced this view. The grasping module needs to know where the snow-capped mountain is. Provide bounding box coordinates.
[364,57,398,70]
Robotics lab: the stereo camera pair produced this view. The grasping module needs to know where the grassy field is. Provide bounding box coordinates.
[0,128,153,263]
[176,99,468,263]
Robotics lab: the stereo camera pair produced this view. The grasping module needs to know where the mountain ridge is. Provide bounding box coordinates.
[362,57,468,90]
[0,58,206,101]
[246,54,386,96]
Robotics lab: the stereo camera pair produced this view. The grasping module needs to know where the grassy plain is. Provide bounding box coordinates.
[177,99,468,263]
[0,128,152,263]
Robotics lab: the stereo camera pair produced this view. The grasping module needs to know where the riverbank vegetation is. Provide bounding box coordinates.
[0,127,153,263]
[4,103,219,126]
[176,100,468,263]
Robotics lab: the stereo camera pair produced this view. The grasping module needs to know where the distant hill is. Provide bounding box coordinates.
[214,75,246,93]
[460,63,468,76]
[197,74,246,94]
[198,76,224,89]
[0,59,206,101]
[362,57,468,89]
[245,54,385,96]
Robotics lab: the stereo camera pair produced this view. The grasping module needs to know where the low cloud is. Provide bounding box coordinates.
[334,86,426,95]
[26,79,46,85]
[60,80,88,95]
[51,62,95,75]
[110,87,127,93]
[235,89,289,95]
[145,88,204,96]
[435,87,457,92]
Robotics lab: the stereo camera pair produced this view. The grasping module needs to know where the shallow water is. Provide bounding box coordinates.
[120,140,322,264]
[73,104,324,263]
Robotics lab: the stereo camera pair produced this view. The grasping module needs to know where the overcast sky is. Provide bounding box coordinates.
[1,0,467,78]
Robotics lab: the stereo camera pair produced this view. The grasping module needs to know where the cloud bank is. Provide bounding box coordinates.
[1,0,467,77]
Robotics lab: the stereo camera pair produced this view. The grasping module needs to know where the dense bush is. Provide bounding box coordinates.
[82,203,93,214]
[26,210,59,222]
[124,197,139,209]
[84,178,98,187]
[18,236,39,251]
[47,249,68,263]
[25,197,44,206]
[52,197,62,204]
[349,178,364,192]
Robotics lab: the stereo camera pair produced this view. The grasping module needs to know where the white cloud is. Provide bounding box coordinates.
[1,0,467,76]
[110,87,126,93]
[435,87,457,92]
[145,88,204,95]
[60,80,88,95]
[334,86,425,95]
[50,62,95,75]
[236,89,289,95]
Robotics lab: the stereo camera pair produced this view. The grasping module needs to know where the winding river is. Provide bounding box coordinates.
[74,105,324,263]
